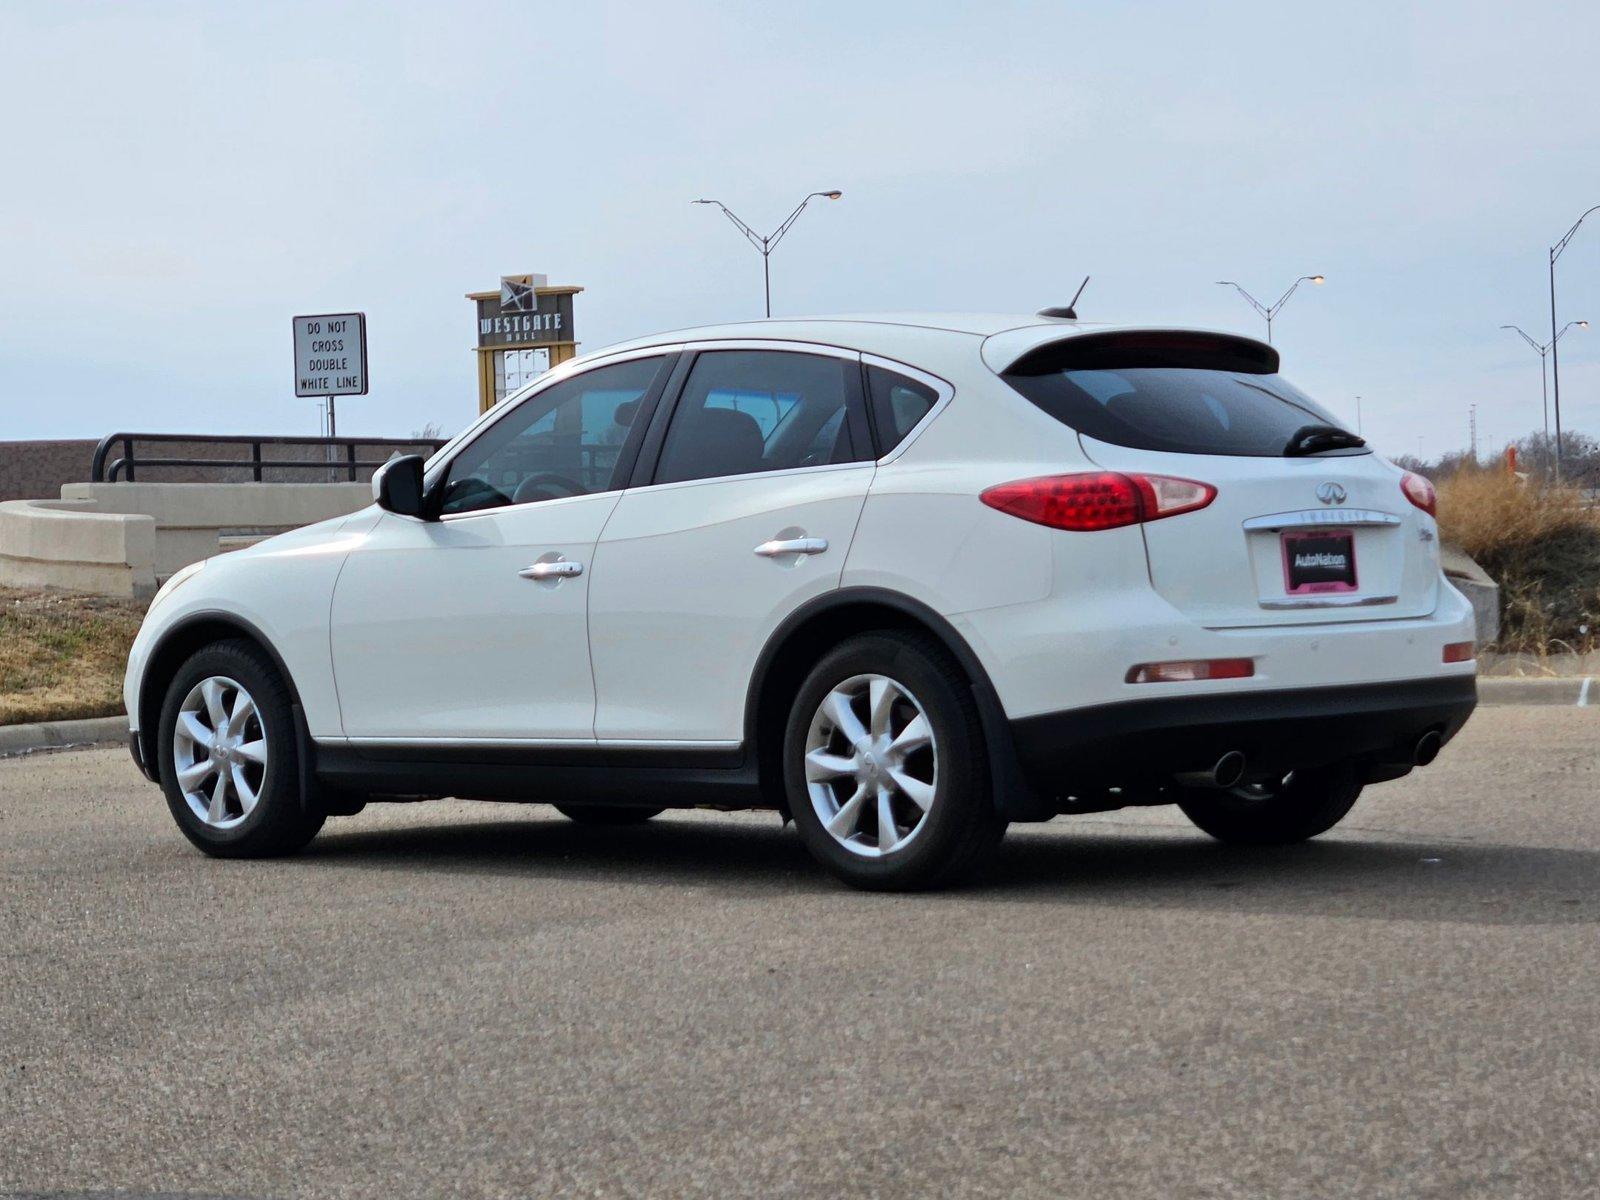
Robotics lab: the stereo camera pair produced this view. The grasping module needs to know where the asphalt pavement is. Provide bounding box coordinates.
[3,707,1598,1199]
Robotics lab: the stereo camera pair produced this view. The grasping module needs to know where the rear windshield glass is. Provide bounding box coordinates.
[1003,361,1361,458]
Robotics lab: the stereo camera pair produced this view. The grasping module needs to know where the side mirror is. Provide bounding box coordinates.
[372,455,429,519]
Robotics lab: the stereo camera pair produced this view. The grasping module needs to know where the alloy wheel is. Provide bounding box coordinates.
[803,673,938,857]
[171,676,269,829]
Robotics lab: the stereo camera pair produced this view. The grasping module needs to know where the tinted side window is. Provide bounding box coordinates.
[440,357,665,515]
[866,365,938,454]
[655,351,862,485]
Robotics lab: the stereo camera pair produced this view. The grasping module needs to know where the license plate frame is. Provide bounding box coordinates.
[1281,528,1358,595]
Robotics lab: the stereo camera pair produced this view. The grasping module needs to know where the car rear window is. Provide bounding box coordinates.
[1002,334,1363,458]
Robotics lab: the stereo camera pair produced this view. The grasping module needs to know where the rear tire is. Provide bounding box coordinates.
[157,639,324,858]
[1177,763,1363,845]
[783,630,1006,891]
[554,804,664,825]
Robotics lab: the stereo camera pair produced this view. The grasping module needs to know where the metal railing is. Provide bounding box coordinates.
[90,432,449,483]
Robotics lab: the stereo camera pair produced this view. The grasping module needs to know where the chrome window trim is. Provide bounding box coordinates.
[859,352,956,465]
[624,339,872,493]
[422,347,684,492]
[424,344,684,514]
[674,337,863,361]
[436,487,624,525]
[625,459,875,497]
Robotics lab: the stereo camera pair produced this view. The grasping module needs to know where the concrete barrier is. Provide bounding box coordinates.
[1440,545,1501,647]
[0,482,374,596]
[0,498,158,599]
[60,482,371,577]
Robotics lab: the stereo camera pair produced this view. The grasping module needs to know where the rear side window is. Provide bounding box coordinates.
[1003,335,1360,458]
[866,365,938,454]
[655,350,865,484]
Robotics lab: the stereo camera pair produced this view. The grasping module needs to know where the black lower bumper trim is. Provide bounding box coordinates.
[1009,676,1477,797]
[128,730,157,783]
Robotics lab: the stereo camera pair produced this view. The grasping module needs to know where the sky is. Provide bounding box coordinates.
[3,0,1599,461]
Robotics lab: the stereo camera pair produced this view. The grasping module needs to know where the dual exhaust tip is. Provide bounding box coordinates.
[1175,731,1443,790]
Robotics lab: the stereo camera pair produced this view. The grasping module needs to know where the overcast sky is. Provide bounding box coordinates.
[3,0,1599,459]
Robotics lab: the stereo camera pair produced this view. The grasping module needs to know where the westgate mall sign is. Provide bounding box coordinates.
[474,290,573,349]
[292,312,368,397]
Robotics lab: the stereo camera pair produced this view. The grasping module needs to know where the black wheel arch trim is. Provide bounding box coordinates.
[134,609,316,804]
[743,586,1051,820]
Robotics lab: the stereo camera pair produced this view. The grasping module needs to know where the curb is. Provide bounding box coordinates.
[0,715,128,758]
[1477,677,1597,707]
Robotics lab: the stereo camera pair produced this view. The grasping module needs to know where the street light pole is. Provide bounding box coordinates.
[1215,275,1324,344]
[1548,205,1600,478]
[693,191,843,318]
[1502,321,1588,443]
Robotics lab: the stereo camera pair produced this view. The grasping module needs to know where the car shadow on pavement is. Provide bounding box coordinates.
[301,810,1599,925]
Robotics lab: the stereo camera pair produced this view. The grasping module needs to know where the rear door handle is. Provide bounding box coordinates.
[518,560,583,580]
[754,537,829,558]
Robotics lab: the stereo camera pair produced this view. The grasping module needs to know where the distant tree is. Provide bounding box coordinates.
[1513,430,1600,486]
[412,422,444,441]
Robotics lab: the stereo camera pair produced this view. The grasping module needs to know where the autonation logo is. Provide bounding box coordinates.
[1295,551,1348,569]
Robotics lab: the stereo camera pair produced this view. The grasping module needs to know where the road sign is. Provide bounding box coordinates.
[292,313,368,398]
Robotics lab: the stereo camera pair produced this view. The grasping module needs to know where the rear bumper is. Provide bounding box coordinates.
[1008,675,1477,799]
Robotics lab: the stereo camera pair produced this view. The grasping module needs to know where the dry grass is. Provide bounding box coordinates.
[1436,470,1600,653]
[0,587,147,725]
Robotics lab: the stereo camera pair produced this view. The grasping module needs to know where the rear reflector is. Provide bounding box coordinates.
[1443,641,1475,663]
[1401,471,1437,517]
[980,472,1216,531]
[1126,658,1255,684]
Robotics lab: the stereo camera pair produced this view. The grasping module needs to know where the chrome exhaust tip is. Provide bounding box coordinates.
[1175,750,1248,790]
[1413,730,1443,767]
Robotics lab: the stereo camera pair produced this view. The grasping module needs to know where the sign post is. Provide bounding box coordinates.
[292,313,369,437]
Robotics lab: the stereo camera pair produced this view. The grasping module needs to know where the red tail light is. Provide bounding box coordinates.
[1401,472,1436,517]
[1126,658,1255,684]
[1443,641,1474,663]
[980,472,1216,531]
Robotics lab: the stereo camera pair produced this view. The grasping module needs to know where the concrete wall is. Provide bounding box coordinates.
[61,482,372,577]
[0,499,158,599]
[0,482,374,597]
[0,440,98,503]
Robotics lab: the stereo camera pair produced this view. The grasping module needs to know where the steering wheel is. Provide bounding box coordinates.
[511,473,588,505]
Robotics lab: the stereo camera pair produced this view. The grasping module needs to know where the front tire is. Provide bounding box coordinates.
[1177,763,1363,845]
[157,639,324,858]
[782,631,1006,891]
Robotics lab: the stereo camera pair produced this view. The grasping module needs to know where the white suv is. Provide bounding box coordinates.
[125,314,1478,890]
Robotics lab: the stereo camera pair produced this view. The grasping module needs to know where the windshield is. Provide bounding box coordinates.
[1003,364,1362,458]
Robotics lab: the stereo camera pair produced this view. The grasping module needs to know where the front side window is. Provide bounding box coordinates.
[655,350,863,485]
[439,356,665,515]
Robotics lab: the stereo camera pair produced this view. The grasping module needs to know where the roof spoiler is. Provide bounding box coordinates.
[982,327,1280,376]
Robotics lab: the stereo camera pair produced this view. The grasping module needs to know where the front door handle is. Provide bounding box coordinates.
[754,537,829,558]
[518,560,583,580]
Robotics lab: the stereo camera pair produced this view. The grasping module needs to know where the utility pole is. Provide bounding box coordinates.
[1469,404,1478,461]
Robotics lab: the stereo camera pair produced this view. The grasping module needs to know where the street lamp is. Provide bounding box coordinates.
[693,191,843,318]
[1215,275,1324,344]
[1549,204,1600,476]
[1501,320,1588,441]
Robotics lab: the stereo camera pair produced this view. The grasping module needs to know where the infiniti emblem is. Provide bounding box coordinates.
[1316,482,1347,505]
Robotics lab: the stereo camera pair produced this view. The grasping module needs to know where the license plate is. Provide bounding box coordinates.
[1282,528,1357,594]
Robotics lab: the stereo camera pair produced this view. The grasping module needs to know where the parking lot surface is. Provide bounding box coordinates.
[3,707,1598,1199]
